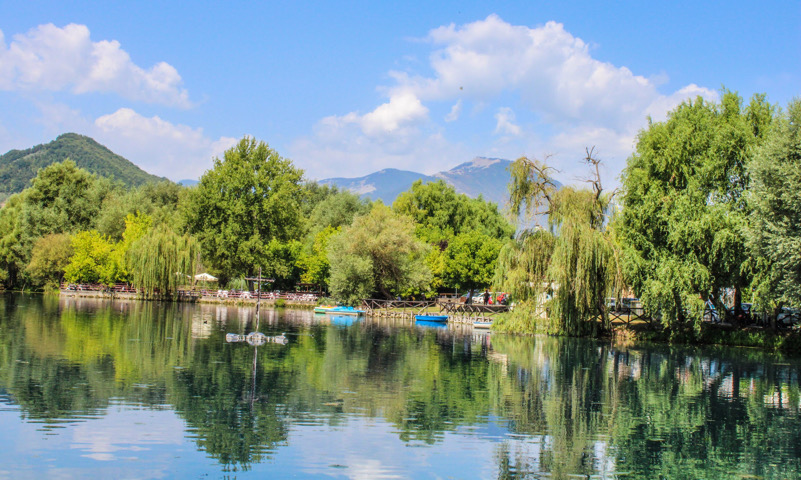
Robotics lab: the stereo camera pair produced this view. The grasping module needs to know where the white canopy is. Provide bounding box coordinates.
[194,273,218,282]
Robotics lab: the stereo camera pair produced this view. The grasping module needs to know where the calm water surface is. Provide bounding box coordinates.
[1,294,800,479]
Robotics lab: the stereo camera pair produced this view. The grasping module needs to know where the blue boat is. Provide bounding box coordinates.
[414,314,448,322]
[325,306,366,316]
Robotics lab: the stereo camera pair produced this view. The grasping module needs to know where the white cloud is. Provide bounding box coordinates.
[0,24,191,107]
[445,99,462,122]
[494,107,521,136]
[321,92,429,139]
[94,108,236,180]
[292,15,718,187]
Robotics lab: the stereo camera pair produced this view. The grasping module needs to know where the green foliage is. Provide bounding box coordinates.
[495,155,620,335]
[392,179,512,292]
[442,230,502,290]
[63,230,122,285]
[618,91,773,331]
[0,160,114,287]
[393,179,513,246]
[184,137,305,283]
[95,181,184,240]
[747,97,801,312]
[0,133,165,199]
[127,224,198,296]
[307,189,370,235]
[25,233,73,289]
[297,226,339,289]
[328,203,431,304]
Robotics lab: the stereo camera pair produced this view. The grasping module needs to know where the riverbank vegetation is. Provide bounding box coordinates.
[0,91,799,346]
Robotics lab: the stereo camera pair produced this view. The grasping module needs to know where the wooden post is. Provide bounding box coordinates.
[256,266,262,317]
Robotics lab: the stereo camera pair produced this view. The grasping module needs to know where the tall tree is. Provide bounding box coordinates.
[393,179,513,247]
[618,92,773,330]
[747,98,801,315]
[127,224,198,297]
[494,153,620,335]
[393,180,513,292]
[184,137,305,283]
[327,204,431,304]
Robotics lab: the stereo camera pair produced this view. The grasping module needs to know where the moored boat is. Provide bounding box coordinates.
[415,314,448,322]
[314,305,336,314]
[473,320,492,329]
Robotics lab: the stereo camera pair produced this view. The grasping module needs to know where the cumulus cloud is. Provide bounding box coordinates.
[0,24,191,107]
[94,108,236,180]
[293,15,718,186]
[321,92,429,139]
[494,107,521,136]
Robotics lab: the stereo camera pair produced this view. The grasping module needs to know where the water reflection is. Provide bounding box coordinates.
[0,294,799,478]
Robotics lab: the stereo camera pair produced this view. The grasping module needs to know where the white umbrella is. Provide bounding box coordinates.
[195,273,218,282]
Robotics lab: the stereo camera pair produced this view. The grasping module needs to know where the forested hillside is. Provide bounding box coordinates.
[0,133,166,200]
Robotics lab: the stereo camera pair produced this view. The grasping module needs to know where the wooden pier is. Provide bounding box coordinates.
[361,298,510,324]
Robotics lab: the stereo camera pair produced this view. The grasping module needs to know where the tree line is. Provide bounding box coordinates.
[1,90,798,338]
[0,137,513,302]
[495,91,801,337]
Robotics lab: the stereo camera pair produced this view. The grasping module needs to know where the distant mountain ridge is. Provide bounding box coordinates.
[320,157,520,206]
[0,133,167,198]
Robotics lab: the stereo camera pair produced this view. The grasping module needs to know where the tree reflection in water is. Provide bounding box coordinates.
[0,294,799,477]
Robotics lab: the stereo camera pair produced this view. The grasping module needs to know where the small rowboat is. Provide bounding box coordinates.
[314,305,336,314]
[415,314,448,322]
[473,320,492,329]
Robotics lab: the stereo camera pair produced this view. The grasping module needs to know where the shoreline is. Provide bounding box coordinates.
[53,290,801,353]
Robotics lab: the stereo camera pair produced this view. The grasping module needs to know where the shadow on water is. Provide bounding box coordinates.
[0,294,799,478]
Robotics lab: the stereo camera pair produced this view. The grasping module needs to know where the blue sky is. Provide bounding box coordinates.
[1,1,798,187]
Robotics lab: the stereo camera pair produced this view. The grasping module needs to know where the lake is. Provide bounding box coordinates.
[1,294,800,479]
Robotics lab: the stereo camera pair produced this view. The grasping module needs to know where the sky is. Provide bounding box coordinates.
[0,1,798,188]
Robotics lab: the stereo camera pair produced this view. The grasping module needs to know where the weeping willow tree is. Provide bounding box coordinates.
[127,224,198,298]
[494,150,622,336]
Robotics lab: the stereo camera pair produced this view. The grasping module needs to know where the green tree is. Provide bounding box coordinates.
[25,233,74,289]
[393,180,513,292]
[297,226,339,290]
[307,189,370,235]
[127,223,198,296]
[747,98,801,315]
[442,230,502,292]
[328,204,431,304]
[618,92,773,331]
[494,153,620,335]
[184,137,305,283]
[63,230,120,285]
[0,161,112,288]
[95,180,184,240]
[393,179,513,247]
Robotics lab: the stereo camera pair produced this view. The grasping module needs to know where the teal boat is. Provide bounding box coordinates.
[326,306,365,316]
[314,305,336,314]
[414,314,448,322]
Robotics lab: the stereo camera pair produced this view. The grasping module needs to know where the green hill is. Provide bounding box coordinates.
[0,133,167,199]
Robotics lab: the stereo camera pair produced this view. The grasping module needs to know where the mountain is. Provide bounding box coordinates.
[320,168,440,204]
[0,133,167,198]
[320,157,518,206]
